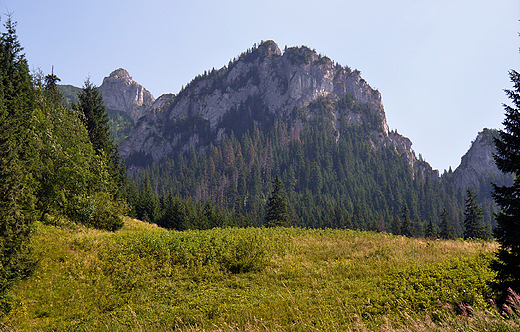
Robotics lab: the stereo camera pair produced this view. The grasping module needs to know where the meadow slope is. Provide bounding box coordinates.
[1,218,518,331]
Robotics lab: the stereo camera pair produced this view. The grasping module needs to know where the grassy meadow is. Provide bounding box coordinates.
[1,217,519,331]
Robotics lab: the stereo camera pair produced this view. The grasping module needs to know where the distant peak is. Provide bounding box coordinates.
[257,40,282,56]
[108,68,132,81]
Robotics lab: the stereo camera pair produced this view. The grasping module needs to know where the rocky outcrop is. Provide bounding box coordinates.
[99,68,155,124]
[119,41,402,164]
[452,128,501,189]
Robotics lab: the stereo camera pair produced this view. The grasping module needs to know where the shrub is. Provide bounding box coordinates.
[71,192,126,231]
[219,232,269,274]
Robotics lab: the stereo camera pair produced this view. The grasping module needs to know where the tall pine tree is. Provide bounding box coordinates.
[75,78,125,197]
[425,217,437,238]
[400,204,413,237]
[264,176,290,227]
[463,188,489,240]
[491,69,520,298]
[439,207,455,240]
[0,14,37,310]
[76,78,114,155]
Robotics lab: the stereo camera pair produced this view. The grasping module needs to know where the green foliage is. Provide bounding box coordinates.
[73,192,126,231]
[383,254,494,311]
[264,176,290,227]
[464,188,490,240]
[491,69,520,299]
[0,14,37,311]
[75,78,125,199]
[34,80,125,232]
[439,207,456,240]
[33,88,94,217]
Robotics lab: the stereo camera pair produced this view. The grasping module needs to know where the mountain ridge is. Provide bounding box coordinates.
[117,40,431,176]
[64,42,504,187]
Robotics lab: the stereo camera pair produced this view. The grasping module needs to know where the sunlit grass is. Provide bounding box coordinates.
[1,218,517,331]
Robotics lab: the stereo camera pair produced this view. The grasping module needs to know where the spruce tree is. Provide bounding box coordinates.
[439,207,455,240]
[43,67,61,105]
[463,188,489,240]
[264,176,290,227]
[76,78,114,155]
[425,217,437,238]
[400,204,413,237]
[75,78,125,196]
[0,14,37,310]
[491,69,520,297]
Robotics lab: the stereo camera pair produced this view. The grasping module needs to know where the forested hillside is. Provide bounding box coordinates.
[126,96,466,236]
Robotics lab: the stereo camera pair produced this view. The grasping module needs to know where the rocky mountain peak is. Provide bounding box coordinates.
[118,41,421,173]
[106,68,132,81]
[256,40,282,57]
[452,128,501,189]
[99,68,155,124]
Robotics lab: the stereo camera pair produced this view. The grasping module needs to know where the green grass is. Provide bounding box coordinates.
[1,218,518,331]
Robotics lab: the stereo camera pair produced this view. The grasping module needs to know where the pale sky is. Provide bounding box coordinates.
[4,0,519,172]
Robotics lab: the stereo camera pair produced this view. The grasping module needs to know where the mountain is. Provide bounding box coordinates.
[57,70,155,144]
[118,41,434,178]
[58,84,81,106]
[451,128,507,190]
[449,128,513,229]
[98,68,155,124]
[113,41,473,232]
[95,68,157,144]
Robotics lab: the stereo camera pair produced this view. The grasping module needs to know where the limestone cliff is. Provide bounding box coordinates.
[452,128,507,189]
[99,68,155,124]
[119,41,425,173]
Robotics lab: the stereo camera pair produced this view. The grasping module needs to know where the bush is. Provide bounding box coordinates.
[219,232,269,274]
[71,192,126,231]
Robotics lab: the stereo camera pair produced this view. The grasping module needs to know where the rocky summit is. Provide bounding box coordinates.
[452,128,511,190]
[99,68,155,124]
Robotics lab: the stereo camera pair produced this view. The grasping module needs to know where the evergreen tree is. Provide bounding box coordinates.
[43,67,61,105]
[264,176,290,227]
[463,188,489,240]
[0,14,37,310]
[75,78,114,155]
[391,215,402,235]
[425,217,437,238]
[400,204,413,237]
[439,207,455,240]
[491,69,520,297]
[75,78,125,196]
[136,175,159,223]
[157,191,184,230]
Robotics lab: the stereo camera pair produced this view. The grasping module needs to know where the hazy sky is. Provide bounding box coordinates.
[4,0,519,172]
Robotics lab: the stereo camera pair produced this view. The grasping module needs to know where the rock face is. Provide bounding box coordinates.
[99,68,155,124]
[118,41,430,176]
[452,128,503,189]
